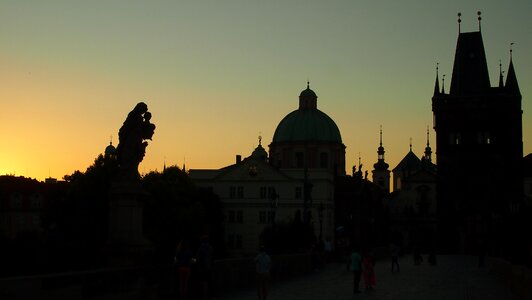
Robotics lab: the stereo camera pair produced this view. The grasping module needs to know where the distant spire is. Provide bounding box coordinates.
[498,59,504,88]
[505,43,520,95]
[409,137,413,152]
[307,80,310,89]
[379,125,383,147]
[377,125,385,161]
[457,12,462,33]
[424,126,433,163]
[258,133,262,146]
[442,74,446,94]
[163,157,166,171]
[182,157,186,172]
[477,11,482,32]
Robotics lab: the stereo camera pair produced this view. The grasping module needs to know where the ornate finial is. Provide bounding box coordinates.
[307,80,310,89]
[510,42,515,60]
[409,137,413,151]
[258,133,262,146]
[379,125,383,146]
[110,135,113,145]
[358,153,361,167]
[442,74,446,93]
[436,62,439,76]
[477,11,482,31]
[457,12,462,33]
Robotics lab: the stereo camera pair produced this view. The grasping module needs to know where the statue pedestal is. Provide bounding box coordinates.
[106,180,153,266]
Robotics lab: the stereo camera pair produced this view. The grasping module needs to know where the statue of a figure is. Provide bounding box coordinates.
[116,102,156,179]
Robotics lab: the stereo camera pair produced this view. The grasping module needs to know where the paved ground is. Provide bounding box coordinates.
[219,255,518,300]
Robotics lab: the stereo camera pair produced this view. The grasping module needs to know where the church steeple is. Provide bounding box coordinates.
[424,126,432,163]
[372,126,390,192]
[373,126,389,171]
[505,44,520,95]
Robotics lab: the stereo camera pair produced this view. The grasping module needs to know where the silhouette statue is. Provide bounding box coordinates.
[116,102,156,179]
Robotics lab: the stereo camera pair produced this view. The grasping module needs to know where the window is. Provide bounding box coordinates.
[450,132,461,145]
[260,187,267,199]
[237,186,244,199]
[320,152,329,168]
[236,210,243,223]
[259,211,266,224]
[295,152,304,168]
[477,131,491,144]
[229,186,236,198]
[228,210,235,223]
[295,187,302,199]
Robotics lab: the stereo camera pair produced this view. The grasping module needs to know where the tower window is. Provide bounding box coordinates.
[450,132,461,145]
[477,131,491,144]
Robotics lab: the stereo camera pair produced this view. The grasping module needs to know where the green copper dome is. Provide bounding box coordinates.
[272,109,342,143]
[272,83,342,144]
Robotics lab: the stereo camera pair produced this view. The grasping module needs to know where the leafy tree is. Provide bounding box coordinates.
[142,166,224,262]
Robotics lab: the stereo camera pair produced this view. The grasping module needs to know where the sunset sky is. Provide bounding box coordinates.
[1,1,531,181]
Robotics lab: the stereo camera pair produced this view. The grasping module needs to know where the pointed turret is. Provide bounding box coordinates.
[433,64,440,96]
[498,60,504,88]
[505,51,520,95]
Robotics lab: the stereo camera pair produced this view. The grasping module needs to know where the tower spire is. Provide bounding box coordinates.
[424,126,433,163]
[457,12,462,33]
[442,74,446,94]
[379,125,383,147]
[433,63,440,96]
[477,11,482,32]
[498,59,504,88]
[505,43,520,95]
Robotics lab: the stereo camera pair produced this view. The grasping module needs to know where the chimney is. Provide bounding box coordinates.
[236,155,242,164]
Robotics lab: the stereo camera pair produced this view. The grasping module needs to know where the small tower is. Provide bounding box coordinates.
[423,126,432,163]
[372,126,391,192]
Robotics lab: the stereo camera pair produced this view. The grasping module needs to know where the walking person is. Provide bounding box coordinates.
[255,245,272,300]
[195,235,214,300]
[390,242,400,273]
[175,239,194,300]
[350,245,362,294]
[362,250,376,291]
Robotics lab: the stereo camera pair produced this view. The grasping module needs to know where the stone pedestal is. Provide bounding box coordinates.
[106,180,153,266]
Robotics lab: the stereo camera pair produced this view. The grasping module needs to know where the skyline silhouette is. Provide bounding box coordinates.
[1,1,530,181]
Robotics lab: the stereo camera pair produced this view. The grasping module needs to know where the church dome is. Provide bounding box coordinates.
[272,109,342,143]
[273,83,342,143]
[105,141,116,156]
